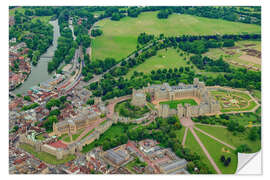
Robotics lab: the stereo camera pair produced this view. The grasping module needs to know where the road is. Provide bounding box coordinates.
[88,42,153,84]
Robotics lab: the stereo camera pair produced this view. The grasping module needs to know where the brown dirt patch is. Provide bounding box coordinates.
[243,44,256,47]
[241,48,261,58]
[227,46,240,49]
[239,54,261,65]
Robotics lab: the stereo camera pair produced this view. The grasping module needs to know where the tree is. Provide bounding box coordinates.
[86,99,95,105]
[220,155,225,162]
[23,96,31,102]
[44,115,58,132]
[236,144,252,153]
[249,127,259,141]
[91,29,103,37]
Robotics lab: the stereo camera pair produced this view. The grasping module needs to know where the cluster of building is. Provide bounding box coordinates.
[9,40,31,90]
[98,140,189,174]
[139,140,188,174]
[137,78,221,118]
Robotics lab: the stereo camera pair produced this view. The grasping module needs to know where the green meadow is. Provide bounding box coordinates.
[92,11,260,61]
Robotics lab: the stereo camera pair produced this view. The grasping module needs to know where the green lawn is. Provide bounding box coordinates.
[82,123,136,153]
[72,129,85,141]
[92,11,260,61]
[125,158,147,174]
[20,143,76,165]
[195,124,261,153]
[63,136,71,143]
[35,133,46,141]
[185,129,216,173]
[175,127,186,143]
[125,48,190,78]
[160,99,198,109]
[31,16,52,23]
[194,128,238,174]
[115,100,150,119]
[81,129,95,140]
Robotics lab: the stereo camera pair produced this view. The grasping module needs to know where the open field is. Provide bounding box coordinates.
[160,99,198,109]
[115,100,150,119]
[195,124,261,153]
[125,48,223,79]
[194,128,237,174]
[31,16,52,23]
[125,48,190,78]
[203,40,261,70]
[92,11,260,61]
[176,127,186,143]
[185,129,216,173]
[20,143,76,165]
[210,90,257,113]
[82,123,136,153]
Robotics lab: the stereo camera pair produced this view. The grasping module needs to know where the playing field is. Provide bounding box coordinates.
[160,99,198,109]
[92,11,260,61]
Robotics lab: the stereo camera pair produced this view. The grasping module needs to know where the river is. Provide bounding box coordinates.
[12,19,60,95]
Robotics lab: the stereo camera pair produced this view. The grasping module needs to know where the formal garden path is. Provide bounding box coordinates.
[179,117,238,174]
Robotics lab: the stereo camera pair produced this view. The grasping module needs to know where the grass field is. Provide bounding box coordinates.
[31,16,52,23]
[125,47,227,79]
[195,124,261,153]
[92,11,260,61]
[125,158,147,174]
[72,129,85,141]
[194,128,238,174]
[175,127,186,143]
[82,123,136,153]
[115,100,150,119]
[160,99,198,109]
[185,129,216,173]
[125,48,191,78]
[35,133,46,141]
[81,129,95,140]
[20,143,76,165]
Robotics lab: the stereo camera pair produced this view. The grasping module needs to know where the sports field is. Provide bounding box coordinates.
[92,11,260,61]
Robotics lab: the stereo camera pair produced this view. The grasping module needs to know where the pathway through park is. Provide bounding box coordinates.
[179,117,237,174]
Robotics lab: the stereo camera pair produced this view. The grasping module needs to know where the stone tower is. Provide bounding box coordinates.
[131,89,147,107]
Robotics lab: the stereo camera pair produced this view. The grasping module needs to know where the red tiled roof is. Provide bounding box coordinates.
[49,140,68,149]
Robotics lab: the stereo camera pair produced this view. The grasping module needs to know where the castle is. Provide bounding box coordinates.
[53,107,100,136]
[143,78,220,118]
[131,89,147,107]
